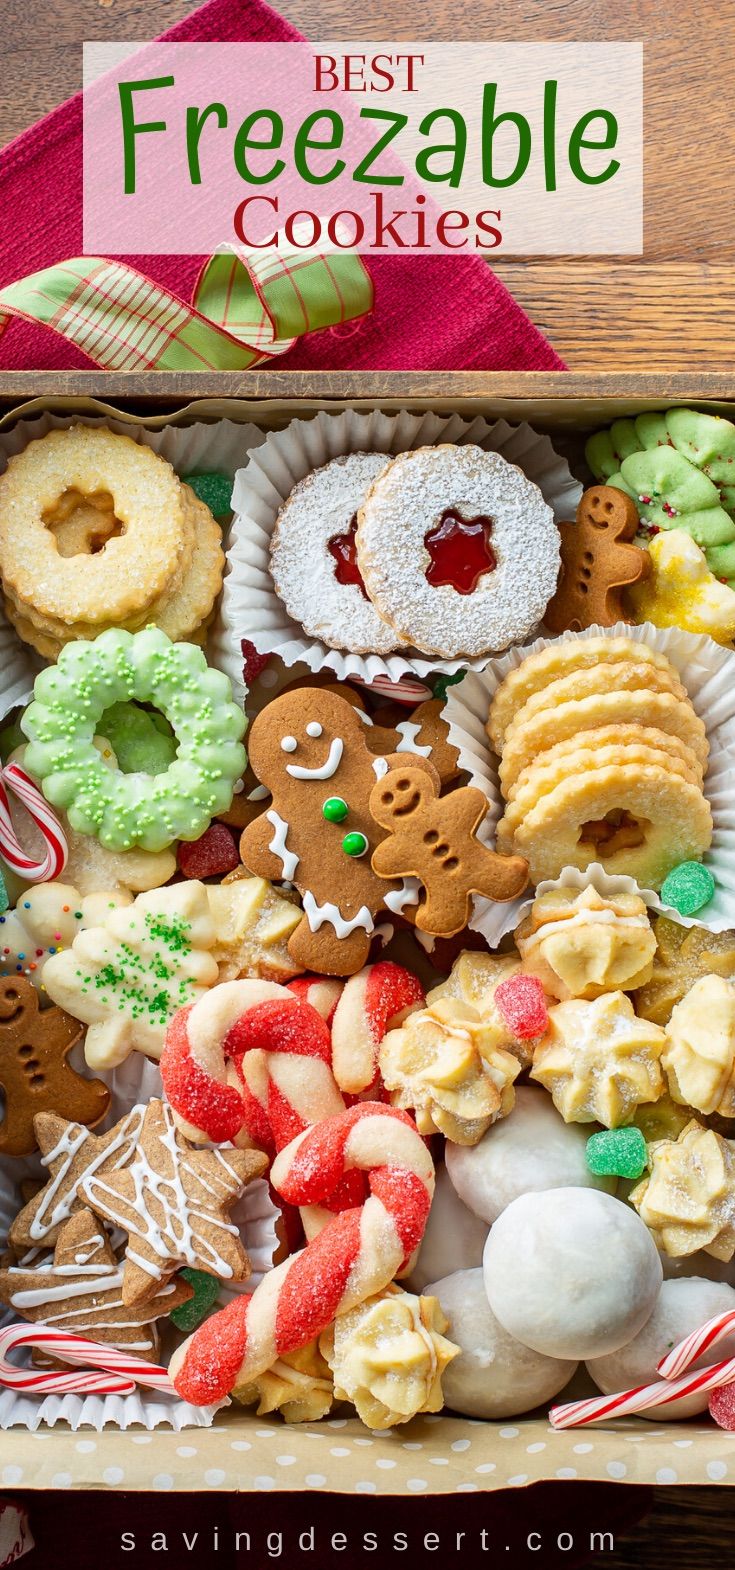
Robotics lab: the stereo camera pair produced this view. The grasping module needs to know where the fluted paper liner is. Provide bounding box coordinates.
[214,409,582,703]
[445,620,735,944]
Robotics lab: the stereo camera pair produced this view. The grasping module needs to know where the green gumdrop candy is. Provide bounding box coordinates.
[585,431,619,481]
[181,471,233,517]
[586,1126,647,1180]
[661,861,716,917]
[169,1268,221,1331]
[98,701,178,776]
[0,720,26,764]
[609,418,644,464]
[634,412,671,451]
[666,409,735,484]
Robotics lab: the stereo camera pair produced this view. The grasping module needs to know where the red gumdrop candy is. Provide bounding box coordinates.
[494,973,549,1039]
[241,638,271,684]
[709,1385,735,1429]
[178,823,239,880]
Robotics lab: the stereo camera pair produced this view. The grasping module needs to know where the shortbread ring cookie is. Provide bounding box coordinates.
[499,691,709,796]
[507,725,705,801]
[0,426,185,625]
[496,740,704,854]
[487,636,673,751]
[511,763,713,888]
[270,452,403,654]
[512,661,688,728]
[355,444,560,658]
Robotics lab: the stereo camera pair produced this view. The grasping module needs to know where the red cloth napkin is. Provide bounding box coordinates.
[0,0,565,372]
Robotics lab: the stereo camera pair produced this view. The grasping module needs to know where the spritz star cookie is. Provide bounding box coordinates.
[662,975,735,1117]
[487,636,673,752]
[320,1284,458,1430]
[379,995,521,1145]
[427,950,538,1069]
[635,918,735,1026]
[630,1119,735,1260]
[515,886,657,1001]
[531,990,666,1127]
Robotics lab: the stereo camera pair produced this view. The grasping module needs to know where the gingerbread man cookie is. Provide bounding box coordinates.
[369,766,529,936]
[0,978,110,1156]
[240,688,423,976]
[544,485,650,635]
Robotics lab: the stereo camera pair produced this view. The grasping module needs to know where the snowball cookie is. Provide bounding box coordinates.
[483,1187,662,1360]
[408,1165,489,1293]
[446,1085,616,1226]
[661,1250,734,1285]
[428,1269,576,1419]
[588,1278,735,1420]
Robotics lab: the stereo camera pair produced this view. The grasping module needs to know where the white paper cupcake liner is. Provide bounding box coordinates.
[444,620,735,943]
[0,409,267,725]
[0,1046,279,1430]
[213,409,582,704]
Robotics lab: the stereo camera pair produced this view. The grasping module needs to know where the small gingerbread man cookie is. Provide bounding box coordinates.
[0,978,110,1156]
[544,485,650,635]
[369,766,529,936]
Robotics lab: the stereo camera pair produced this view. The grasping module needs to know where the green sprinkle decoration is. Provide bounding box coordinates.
[181,471,233,518]
[586,1126,647,1181]
[323,796,349,824]
[433,670,466,703]
[342,831,368,858]
[661,861,716,917]
[169,1268,221,1331]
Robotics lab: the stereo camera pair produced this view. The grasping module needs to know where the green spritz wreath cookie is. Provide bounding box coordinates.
[21,628,247,853]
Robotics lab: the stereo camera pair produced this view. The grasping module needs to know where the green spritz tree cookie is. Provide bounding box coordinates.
[21,628,247,853]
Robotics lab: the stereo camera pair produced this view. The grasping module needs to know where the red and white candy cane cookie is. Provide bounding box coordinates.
[169,1101,435,1405]
[0,763,67,882]
[287,975,343,1025]
[270,453,408,655]
[355,445,561,659]
[331,961,425,1095]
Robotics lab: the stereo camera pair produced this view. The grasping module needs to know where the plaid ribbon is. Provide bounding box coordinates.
[0,243,373,371]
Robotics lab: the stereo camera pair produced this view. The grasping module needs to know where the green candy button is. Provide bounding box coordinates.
[323,796,349,823]
[661,861,716,917]
[169,1267,221,1332]
[181,471,233,518]
[586,1126,647,1181]
[342,831,368,858]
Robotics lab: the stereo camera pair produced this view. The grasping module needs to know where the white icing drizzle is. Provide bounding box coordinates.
[266,809,300,880]
[83,1105,245,1284]
[371,756,390,780]
[29,1108,145,1244]
[246,784,270,802]
[286,738,344,780]
[306,722,323,738]
[356,710,374,726]
[280,736,298,753]
[384,878,422,915]
[302,891,374,938]
[395,720,432,758]
[415,931,437,954]
[531,910,650,943]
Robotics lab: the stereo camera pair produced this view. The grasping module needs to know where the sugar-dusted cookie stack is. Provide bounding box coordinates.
[489,635,713,889]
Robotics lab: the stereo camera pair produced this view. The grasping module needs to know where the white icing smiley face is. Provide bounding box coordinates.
[279,726,345,781]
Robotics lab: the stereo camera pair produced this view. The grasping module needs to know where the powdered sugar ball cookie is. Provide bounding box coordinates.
[355,444,560,658]
[446,1085,615,1226]
[483,1187,662,1359]
[269,453,405,654]
[588,1277,735,1419]
[408,1165,489,1292]
[428,1269,576,1418]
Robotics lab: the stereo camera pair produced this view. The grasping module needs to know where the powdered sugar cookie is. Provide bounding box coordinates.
[270,453,404,654]
[355,445,560,659]
[487,635,673,751]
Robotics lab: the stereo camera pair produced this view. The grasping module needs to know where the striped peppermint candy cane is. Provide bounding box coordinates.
[657,1308,735,1381]
[169,1102,435,1406]
[351,675,434,706]
[550,1357,735,1429]
[0,1323,176,1395]
[0,764,67,882]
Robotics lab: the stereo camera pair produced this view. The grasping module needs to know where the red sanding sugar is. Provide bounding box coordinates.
[494,973,549,1038]
[178,822,239,879]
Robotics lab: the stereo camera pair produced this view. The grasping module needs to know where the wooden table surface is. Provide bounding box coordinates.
[4,0,735,373]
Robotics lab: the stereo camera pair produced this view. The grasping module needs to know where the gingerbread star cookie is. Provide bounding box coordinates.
[0,1209,192,1359]
[0,978,110,1156]
[82,1100,268,1306]
[9,1107,146,1252]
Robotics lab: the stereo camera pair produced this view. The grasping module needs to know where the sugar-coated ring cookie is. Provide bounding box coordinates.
[483,1187,662,1360]
[355,445,560,659]
[428,1269,576,1419]
[487,636,672,752]
[506,724,705,801]
[408,1165,489,1292]
[511,762,713,888]
[587,1278,735,1419]
[498,691,709,795]
[446,1086,615,1226]
[270,452,403,654]
[0,426,185,624]
[21,628,247,853]
[512,660,687,726]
